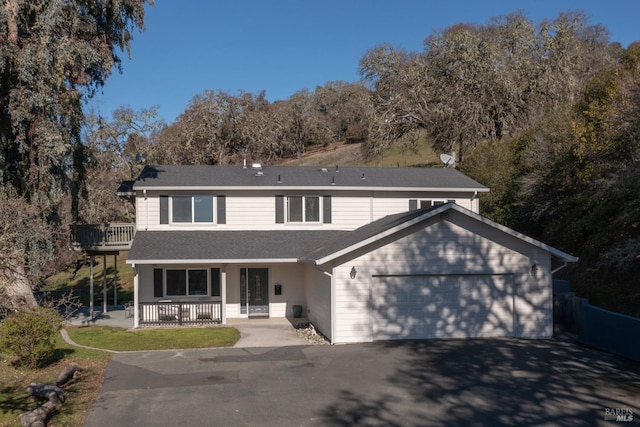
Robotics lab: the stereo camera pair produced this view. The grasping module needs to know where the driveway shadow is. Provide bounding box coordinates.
[320,338,640,426]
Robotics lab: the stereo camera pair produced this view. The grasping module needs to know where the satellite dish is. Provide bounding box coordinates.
[135,153,146,165]
[440,153,454,167]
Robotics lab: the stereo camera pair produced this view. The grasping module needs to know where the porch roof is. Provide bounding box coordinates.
[126,229,348,264]
[127,207,433,265]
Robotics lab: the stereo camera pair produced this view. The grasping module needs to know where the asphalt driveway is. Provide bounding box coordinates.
[84,338,640,426]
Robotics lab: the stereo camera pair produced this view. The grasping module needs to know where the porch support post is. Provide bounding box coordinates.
[221,264,227,325]
[89,256,94,320]
[102,254,108,313]
[113,254,118,307]
[133,264,139,328]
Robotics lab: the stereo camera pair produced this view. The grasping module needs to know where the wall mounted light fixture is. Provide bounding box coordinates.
[350,266,357,279]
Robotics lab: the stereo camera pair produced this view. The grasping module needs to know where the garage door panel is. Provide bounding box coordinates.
[372,275,514,340]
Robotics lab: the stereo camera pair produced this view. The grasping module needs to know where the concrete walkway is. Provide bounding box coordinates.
[65,307,311,349]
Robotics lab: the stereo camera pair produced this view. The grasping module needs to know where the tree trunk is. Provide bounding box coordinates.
[1,253,37,310]
[19,363,85,427]
[5,0,19,44]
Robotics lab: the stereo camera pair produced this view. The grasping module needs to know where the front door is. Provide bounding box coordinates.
[240,268,269,317]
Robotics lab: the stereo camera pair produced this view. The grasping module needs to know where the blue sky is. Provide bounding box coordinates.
[86,0,640,124]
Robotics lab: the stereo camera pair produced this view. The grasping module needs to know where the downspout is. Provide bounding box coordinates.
[221,264,227,325]
[133,264,139,328]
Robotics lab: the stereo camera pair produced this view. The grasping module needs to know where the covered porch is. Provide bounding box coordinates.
[129,262,318,328]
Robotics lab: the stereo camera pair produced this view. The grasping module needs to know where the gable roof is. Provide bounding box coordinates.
[127,203,577,265]
[304,203,579,265]
[132,165,489,192]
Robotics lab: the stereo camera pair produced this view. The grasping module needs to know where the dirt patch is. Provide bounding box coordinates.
[279,142,364,167]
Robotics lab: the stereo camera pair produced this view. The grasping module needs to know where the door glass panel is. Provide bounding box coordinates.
[254,274,262,301]
[240,268,247,314]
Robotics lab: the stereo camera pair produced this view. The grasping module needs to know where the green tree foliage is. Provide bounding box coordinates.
[0,306,62,368]
[463,43,640,311]
[360,11,615,160]
[0,0,150,309]
[81,106,163,223]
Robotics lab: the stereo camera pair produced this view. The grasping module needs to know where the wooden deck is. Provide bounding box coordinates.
[70,223,135,252]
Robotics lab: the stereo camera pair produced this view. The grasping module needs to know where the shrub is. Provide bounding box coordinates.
[0,307,63,368]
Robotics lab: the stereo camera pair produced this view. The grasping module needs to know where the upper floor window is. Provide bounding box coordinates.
[275,195,331,224]
[160,195,225,225]
[287,196,320,223]
[420,199,447,209]
[409,199,456,211]
[172,195,214,223]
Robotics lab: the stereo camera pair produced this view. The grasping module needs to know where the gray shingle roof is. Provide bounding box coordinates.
[127,203,578,264]
[127,208,434,263]
[133,165,489,191]
[128,230,348,262]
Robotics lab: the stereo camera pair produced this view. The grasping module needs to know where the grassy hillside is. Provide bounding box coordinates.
[45,252,134,306]
[280,139,441,168]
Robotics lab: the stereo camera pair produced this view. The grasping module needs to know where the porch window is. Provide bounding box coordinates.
[166,269,209,296]
[287,196,320,223]
[172,195,214,223]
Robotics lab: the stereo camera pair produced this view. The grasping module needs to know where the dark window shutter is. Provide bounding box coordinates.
[409,199,418,210]
[323,195,332,223]
[217,195,226,224]
[153,268,163,297]
[275,195,284,223]
[210,268,221,297]
[160,195,169,224]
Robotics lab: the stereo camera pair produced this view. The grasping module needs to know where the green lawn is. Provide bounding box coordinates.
[0,335,111,427]
[65,326,240,351]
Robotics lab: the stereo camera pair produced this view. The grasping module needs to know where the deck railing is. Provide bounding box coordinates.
[138,301,222,326]
[71,223,135,251]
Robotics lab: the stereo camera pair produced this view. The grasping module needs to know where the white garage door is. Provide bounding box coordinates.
[371,274,514,340]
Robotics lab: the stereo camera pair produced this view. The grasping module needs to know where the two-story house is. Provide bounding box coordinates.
[126,164,577,344]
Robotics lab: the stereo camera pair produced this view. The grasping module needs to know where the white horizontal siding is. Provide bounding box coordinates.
[331,196,372,228]
[135,190,477,231]
[135,194,160,231]
[225,193,276,229]
[304,265,332,341]
[372,198,408,220]
[331,212,553,343]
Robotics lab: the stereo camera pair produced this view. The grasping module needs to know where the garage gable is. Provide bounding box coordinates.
[326,206,570,344]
